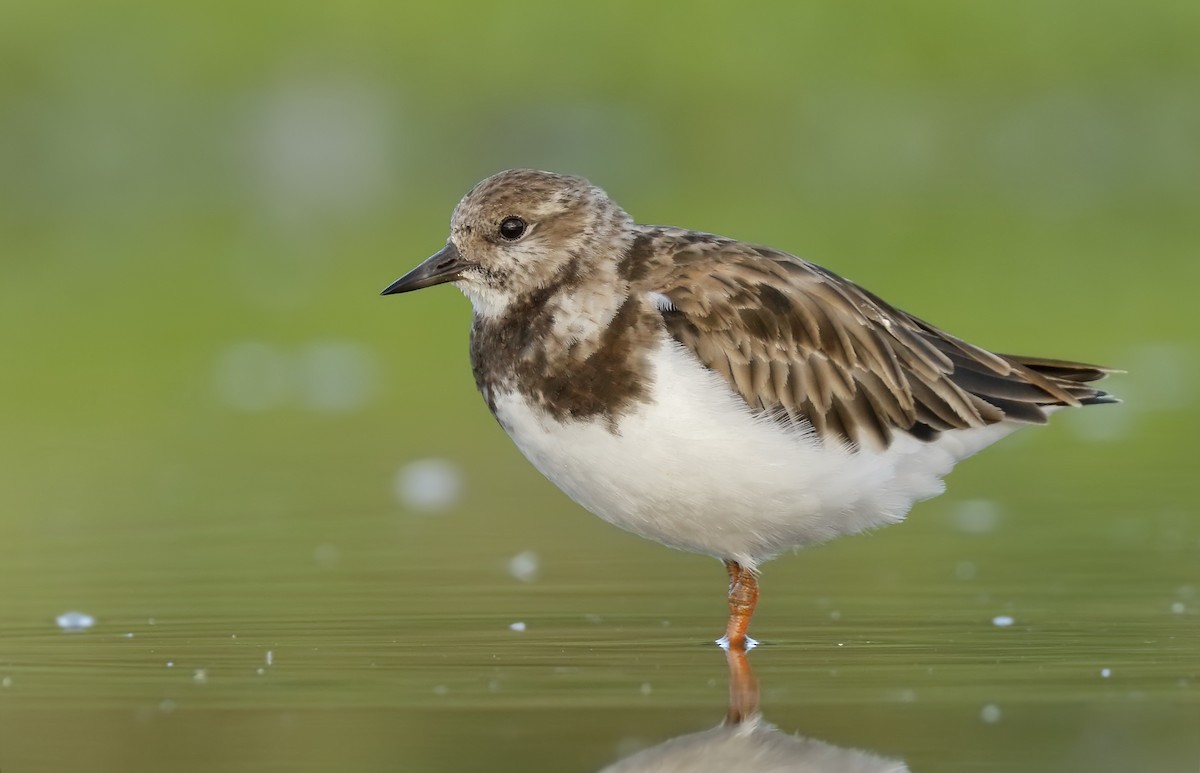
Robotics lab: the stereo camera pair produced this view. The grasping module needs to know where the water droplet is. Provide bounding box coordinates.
[297,341,378,413]
[266,650,274,666]
[507,550,540,582]
[981,704,1002,723]
[639,683,652,696]
[56,611,95,632]
[1100,668,1112,678]
[395,458,464,512]
[1170,602,1185,614]
[213,341,291,411]
[192,669,208,684]
[240,75,399,228]
[509,621,526,632]
[951,500,1002,534]
[992,615,1015,628]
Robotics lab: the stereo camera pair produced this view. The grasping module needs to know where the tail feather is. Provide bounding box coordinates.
[1000,353,1120,406]
[1000,355,1120,384]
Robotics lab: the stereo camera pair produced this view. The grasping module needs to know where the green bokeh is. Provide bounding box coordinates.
[1,1,1197,771]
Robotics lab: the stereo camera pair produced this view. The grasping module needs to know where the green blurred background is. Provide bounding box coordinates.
[1,1,1198,771]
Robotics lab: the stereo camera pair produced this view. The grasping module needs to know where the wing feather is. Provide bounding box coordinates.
[632,228,1113,450]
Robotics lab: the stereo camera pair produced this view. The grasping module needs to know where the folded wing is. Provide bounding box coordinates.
[639,229,1115,451]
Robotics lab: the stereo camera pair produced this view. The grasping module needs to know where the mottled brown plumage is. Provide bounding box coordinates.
[614,226,1116,450]
[470,289,661,428]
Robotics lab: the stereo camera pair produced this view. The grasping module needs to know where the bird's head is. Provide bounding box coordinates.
[381,169,634,317]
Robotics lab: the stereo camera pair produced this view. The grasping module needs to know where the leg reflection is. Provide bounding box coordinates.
[724,645,759,725]
[599,646,909,772]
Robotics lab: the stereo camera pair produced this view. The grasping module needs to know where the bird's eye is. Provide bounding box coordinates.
[498,216,527,241]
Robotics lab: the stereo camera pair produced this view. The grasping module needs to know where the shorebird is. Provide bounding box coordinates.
[382,169,1116,650]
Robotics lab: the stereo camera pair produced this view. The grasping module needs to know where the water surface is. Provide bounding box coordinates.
[1,478,1196,771]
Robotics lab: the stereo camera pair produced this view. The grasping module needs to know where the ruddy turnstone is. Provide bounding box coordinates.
[382,169,1116,651]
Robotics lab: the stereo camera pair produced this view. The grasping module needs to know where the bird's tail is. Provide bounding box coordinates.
[1000,355,1121,407]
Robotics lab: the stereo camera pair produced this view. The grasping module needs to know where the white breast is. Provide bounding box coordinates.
[492,340,1019,567]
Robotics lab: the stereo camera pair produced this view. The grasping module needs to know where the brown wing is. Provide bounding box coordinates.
[636,229,1115,450]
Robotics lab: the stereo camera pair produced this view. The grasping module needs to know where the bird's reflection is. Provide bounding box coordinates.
[600,649,908,772]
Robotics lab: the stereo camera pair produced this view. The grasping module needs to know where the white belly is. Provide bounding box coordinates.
[492,340,1018,567]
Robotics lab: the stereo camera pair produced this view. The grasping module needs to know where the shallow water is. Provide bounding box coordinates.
[1,470,1196,772]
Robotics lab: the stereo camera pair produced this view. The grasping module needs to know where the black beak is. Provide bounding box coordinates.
[380,242,469,295]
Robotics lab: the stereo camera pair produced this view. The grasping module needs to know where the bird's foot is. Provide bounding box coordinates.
[716,634,759,652]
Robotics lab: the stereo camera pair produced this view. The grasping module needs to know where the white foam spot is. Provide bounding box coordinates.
[56,611,95,632]
[507,550,540,583]
[239,75,399,228]
[395,458,464,512]
[1127,342,1195,410]
[509,621,526,632]
[297,341,377,413]
[192,669,208,684]
[951,500,1002,534]
[992,615,1015,628]
[214,341,291,411]
[981,704,1002,723]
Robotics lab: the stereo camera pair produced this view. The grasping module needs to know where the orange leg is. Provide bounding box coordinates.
[719,559,759,652]
[725,559,742,589]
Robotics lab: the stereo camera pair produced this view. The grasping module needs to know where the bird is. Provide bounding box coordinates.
[381,168,1116,651]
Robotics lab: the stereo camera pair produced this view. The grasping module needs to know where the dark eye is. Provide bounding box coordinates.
[498,216,527,241]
